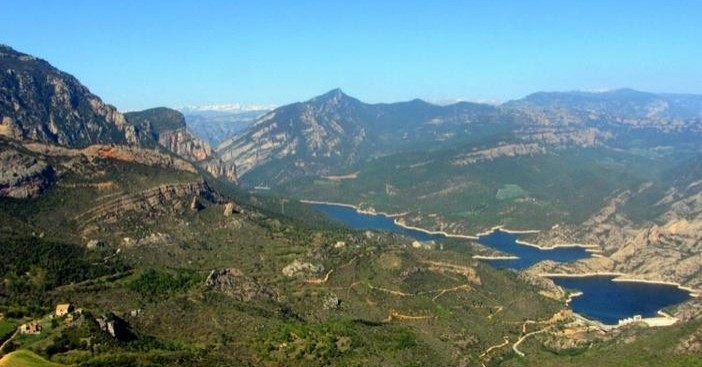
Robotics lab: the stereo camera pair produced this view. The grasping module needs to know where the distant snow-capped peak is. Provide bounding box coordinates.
[179,103,277,113]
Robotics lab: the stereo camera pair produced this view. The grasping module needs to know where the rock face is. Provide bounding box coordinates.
[125,107,237,183]
[205,268,275,301]
[96,313,135,341]
[24,142,197,173]
[216,89,369,181]
[452,143,546,166]
[223,202,236,216]
[0,44,146,147]
[190,196,204,211]
[216,89,503,184]
[0,46,237,185]
[75,181,219,228]
[0,145,54,198]
[533,172,702,310]
[282,259,324,278]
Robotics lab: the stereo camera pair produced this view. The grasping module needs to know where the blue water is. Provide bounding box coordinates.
[312,203,692,324]
[551,276,691,325]
[312,203,590,269]
[478,230,590,269]
[312,203,445,241]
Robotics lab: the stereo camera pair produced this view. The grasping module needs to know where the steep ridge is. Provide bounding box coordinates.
[0,45,239,202]
[125,107,237,183]
[217,89,507,184]
[216,89,369,181]
[0,44,148,147]
[505,89,702,131]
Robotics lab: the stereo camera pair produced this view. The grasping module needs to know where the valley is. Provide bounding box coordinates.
[1,42,702,367]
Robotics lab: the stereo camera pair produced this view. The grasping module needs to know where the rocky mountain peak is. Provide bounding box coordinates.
[309,88,359,111]
[312,88,346,101]
[0,45,146,147]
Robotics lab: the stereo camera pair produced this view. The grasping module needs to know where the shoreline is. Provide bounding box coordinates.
[474,225,541,236]
[472,255,520,261]
[514,239,599,251]
[475,226,599,251]
[571,311,617,330]
[612,277,700,298]
[540,272,625,278]
[304,199,599,249]
[571,310,679,330]
[302,199,479,239]
[301,199,409,218]
[392,220,479,240]
[304,199,700,310]
[542,272,700,298]
[565,291,584,305]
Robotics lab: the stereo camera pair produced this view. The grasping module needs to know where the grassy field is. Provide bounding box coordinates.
[0,350,68,367]
[0,319,17,339]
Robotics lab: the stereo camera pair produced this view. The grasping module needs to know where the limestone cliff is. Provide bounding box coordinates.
[125,107,237,183]
[74,180,220,229]
[0,44,146,147]
[532,178,702,304]
[0,144,54,198]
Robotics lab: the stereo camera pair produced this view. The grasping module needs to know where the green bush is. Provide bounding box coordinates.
[127,269,202,301]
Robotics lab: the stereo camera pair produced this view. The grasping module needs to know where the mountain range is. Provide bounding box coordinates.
[214,84,702,302]
[216,87,701,186]
[1,43,702,367]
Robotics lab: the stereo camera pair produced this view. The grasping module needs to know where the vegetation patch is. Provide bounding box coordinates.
[496,184,530,200]
[127,269,203,301]
[0,350,67,367]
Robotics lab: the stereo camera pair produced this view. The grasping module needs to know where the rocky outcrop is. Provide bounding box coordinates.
[0,44,146,147]
[223,202,237,216]
[533,183,702,297]
[23,142,197,173]
[452,143,545,166]
[205,268,275,301]
[0,145,54,198]
[0,45,238,185]
[322,294,341,310]
[452,128,612,166]
[96,313,135,341]
[519,127,612,147]
[198,157,237,183]
[190,196,204,211]
[74,181,219,228]
[125,107,237,183]
[282,260,324,278]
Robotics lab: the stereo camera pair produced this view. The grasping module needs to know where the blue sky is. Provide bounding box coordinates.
[2,1,701,111]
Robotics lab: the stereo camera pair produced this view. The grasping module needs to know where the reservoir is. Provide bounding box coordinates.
[477,229,591,269]
[312,202,590,269]
[312,202,693,324]
[312,203,446,241]
[550,276,692,325]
